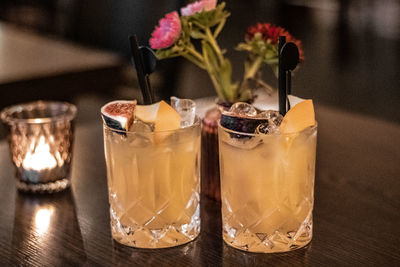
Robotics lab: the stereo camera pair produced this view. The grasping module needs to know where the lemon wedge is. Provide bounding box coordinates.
[280,100,315,134]
[155,101,181,132]
[135,102,160,123]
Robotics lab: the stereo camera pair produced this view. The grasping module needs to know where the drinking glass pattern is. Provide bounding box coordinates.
[218,123,317,253]
[103,118,201,248]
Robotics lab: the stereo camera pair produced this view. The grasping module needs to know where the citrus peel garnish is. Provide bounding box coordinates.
[135,102,160,123]
[155,100,181,132]
[280,100,315,134]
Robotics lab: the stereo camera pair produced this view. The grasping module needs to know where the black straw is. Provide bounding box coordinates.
[287,71,291,110]
[129,35,154,104]
[278,36,287,116]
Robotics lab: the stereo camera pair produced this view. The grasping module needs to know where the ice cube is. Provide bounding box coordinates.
[170,96,196,127]
[128,122,153,147]
[267,124,280,134]
[256,110,283,126]
[224,135,262,150]
[255,122,269,134]
[128,133,152,147]
[255,122,280,135]
[228,102,257,117]
[129,119,153,132]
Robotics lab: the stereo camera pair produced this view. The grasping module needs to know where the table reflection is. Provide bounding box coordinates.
[111,238,201,266]
[34,205,54,235]
[11,189,86,265]
[222,241,312,266]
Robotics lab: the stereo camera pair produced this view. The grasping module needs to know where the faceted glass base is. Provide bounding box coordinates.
[17,178,70,193]
[110,207,200,249]
[222,215,313,253]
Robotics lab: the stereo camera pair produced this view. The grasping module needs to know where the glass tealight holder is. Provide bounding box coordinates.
[1,101,77,193]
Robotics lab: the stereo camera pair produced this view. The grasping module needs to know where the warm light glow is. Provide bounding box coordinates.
[33,118,45,123]
[34,207,54,235]
[23,136,57,170]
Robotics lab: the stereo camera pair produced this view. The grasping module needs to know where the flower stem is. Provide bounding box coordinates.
[181,53,205,69]
[186,46,206,69]
[192,20,206,30]
[256,79,275,94]
[205,27,224,65]
[213,18,226,38]
[244,57,263,80]
[202,41,225,100]
[209,72,225,101]
[204,27,237,102]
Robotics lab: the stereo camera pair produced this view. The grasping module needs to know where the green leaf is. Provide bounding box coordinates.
[237,33,281,77]
[219,59,238,102]
[190,29,205,39]
[236,42,252,52]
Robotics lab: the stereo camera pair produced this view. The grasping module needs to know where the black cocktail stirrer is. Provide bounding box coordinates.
[279,38,300,114]
[278,36,287,116]
[129,35,157,104]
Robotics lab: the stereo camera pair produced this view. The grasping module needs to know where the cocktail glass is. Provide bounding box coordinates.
[218,122,317,253]
[103,117,201,248]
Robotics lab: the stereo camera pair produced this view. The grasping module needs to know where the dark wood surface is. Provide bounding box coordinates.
[0,23,121,84]
[0,104,399,266]
[0,23,124,110]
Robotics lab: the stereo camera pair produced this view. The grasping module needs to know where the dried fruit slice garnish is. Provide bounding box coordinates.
[101,100,136,131]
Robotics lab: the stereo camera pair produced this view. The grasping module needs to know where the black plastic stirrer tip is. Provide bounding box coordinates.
[129,35,155,104]
[279,38,300,115]
[278,36,287,116]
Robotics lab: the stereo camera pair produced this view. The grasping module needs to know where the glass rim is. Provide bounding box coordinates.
[103,115,201,135]
[218,120,318,137]
[0,101,77,125]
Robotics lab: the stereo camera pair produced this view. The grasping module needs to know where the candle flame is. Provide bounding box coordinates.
[23,136,57,170]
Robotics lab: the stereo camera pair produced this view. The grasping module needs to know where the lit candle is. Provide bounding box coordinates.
[23,136,57,171]
[1,101,76,192]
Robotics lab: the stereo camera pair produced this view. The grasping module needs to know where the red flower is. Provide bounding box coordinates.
[246,23,304,62]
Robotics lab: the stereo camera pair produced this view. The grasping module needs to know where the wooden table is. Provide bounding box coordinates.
[0,104,399,266]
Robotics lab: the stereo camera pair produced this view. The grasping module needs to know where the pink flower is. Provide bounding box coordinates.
[150,11,181,49]
[181,0,217,16]
[202,0,217,10]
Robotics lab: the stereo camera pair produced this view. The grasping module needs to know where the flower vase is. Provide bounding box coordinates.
[201,102,231,202]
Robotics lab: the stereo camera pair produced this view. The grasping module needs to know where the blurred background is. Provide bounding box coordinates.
[0,0,399,137]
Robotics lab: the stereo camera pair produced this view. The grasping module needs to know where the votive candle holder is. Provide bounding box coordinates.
[1,101,77,193]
